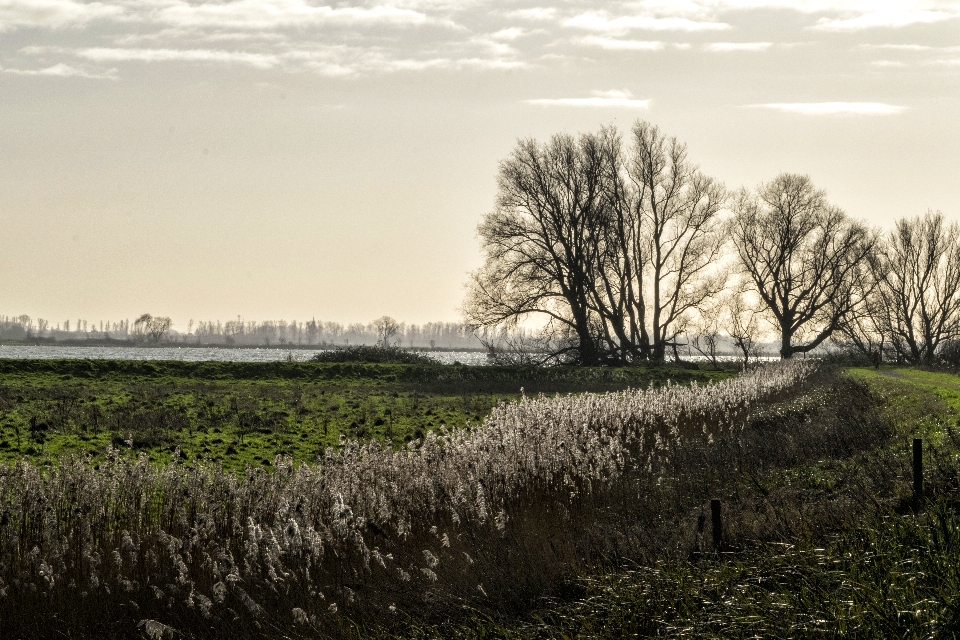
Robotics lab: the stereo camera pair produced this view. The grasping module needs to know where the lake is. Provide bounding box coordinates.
[0,345,491,366]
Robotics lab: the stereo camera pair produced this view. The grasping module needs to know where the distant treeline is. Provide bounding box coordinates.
[0,314,526,350]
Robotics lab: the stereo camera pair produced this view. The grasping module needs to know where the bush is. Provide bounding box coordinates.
[311,345,434,364]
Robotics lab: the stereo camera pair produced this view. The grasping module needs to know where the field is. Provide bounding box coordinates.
[0,359,727,471]
[3,360,960,638]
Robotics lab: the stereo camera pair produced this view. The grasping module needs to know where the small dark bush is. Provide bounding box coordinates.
[937,339,960,368]
[310,345,434,364]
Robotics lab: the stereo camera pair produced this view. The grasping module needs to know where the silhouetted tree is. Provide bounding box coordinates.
[730,174,875,359]
[870,211,960,364]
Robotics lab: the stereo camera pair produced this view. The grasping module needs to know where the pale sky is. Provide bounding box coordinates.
[2,0,959,328]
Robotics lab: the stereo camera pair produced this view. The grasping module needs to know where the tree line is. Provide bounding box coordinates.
[464,120,960,366]
[0,314,520,350]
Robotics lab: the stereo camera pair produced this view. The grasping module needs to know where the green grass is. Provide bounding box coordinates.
[0,359,732,472]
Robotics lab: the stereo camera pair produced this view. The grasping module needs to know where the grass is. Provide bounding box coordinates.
[9,360,951,638]
[373,365,960,639]
[394,504,960,639]
[0,359,732,472]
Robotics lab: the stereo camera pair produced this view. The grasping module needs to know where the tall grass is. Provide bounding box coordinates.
[0,361,858,638]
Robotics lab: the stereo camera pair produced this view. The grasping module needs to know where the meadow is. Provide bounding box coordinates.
[0,359,724,471]
[2,359,959,638]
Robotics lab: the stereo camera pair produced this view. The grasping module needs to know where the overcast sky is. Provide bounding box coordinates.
[2,0,959,328]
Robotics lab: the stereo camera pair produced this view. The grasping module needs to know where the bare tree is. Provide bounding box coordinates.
[133,314,152,342]
[133,313,173,344]
[870,211,960,364]
[724,287,765,366]
[465,121,727,365]
[463,131,614,365]
[625,121,727,361]
[373,316,401,347]
[689,307,722,368]
[730,174,875,359]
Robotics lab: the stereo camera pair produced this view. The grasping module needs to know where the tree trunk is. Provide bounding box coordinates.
[780,329,794,359]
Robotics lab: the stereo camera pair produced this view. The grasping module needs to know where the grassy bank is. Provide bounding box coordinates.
[0,359,730,471]
[386,365,960,639]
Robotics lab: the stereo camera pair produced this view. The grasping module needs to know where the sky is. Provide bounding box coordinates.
[1,0,959,329]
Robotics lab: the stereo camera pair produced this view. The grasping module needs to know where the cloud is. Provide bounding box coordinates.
[137,0,456,31]
[505,7,556,21]
[564,11,731,33]
[0,0,121,31]
[489,27,527,41]
[29,43,532,77]
[0,62,116,78]
[704,41,773,52]
[860,43,960,52]
[524,89,652,108]
[576,35,666,51]
[748,101,906,115]
[813,9,960,31]
[73,46,281,68]
[871,59,907,67]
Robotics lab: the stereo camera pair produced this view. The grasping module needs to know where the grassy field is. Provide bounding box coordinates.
[0,359,730,471]
[381,365,960,639]
[9,360,959,638]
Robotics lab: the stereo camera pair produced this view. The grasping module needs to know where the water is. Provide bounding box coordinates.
[0,345,491,366]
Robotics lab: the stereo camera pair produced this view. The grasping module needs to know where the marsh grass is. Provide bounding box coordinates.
[387,367,960,639]
[0,361,823,638]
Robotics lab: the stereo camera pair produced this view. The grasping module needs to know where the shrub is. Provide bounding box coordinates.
[311,345,434,365]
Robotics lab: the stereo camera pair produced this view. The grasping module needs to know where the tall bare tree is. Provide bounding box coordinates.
[465,121,727,365]
[464,131,614,365]
[871,211,960,364]
[731,174,874,359]
[373,316,401,347]
[625,121,726,361]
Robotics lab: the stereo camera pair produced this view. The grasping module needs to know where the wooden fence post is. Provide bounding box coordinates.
[711,499,722,550]
[913,438,923,500]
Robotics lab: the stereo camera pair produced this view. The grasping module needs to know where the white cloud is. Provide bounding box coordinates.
[564,11,731,33]
[524,89,652,108]
[0,61,115,78]
[813,9,960,31]
[0,0,121,31]
[748,101,906,114]
[505,7,556,22]
[489,27,529,41]
[871,59,907,67]
[72,46,280,68]
[704,41,773,51]
[860,43,934,51]
[576,35,666,50]
[860,43,960,52]
[136,0,455,31]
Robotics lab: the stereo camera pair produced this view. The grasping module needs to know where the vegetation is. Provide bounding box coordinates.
[0,360,821,639]
[466,120,960,367]
[5,357,960,638]
[0,358,727,472]
[310,345,434,365]
[382,366,960,638]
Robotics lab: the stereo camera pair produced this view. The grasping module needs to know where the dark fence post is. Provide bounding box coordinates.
[913,438,923,500]
[711,499,722,550]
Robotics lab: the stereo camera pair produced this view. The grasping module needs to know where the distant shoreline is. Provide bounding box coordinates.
[0,339,488,353]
